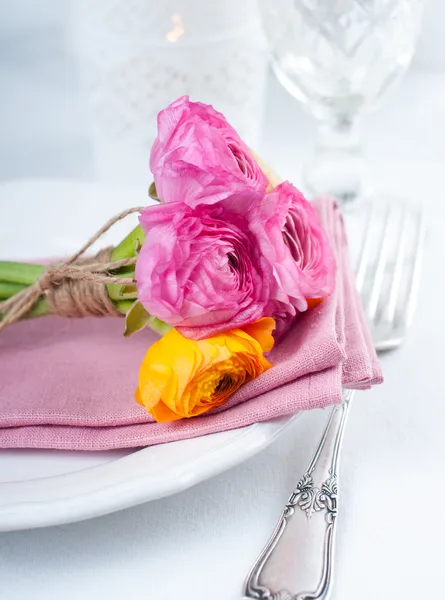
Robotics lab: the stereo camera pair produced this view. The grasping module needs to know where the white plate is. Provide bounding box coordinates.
[0,416,296,531]
[0,180,297,531]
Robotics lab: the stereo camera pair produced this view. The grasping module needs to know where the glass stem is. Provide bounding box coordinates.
[318,117,361,157]
[303,115,370,205]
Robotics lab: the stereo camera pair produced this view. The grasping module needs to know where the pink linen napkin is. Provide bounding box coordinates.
[0,198,382,451]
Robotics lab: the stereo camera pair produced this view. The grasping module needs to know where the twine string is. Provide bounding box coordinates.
[0,206,144,331]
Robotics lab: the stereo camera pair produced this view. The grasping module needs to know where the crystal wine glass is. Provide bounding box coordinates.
[258,0,426,204]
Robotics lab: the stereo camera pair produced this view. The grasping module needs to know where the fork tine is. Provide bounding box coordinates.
[355,201,376,294]
[383,203,410,323]
[366,202,393,321]
[402,207,425,329]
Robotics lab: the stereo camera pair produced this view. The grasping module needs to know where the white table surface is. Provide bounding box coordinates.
[1,17,445,599]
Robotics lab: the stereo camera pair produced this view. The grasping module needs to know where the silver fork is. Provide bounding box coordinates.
[243,200,425,600]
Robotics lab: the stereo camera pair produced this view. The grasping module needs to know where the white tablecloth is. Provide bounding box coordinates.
[1,17,445,599]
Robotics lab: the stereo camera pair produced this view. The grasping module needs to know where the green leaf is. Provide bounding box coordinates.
[148,181,159,202]
[123,300,171,337]
[124,301,152,337]
[108,223,144,306]
[147,316,172,336]
[111,225,145,262]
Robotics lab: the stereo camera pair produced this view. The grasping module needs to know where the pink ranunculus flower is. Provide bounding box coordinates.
[135,191,273,339]
[149,96,268,207]
[248,181,336,337]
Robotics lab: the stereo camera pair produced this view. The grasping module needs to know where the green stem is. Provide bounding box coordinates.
[0,281,27,299]
[115,299,135,315]
[0,296,51,322]
[27,297,51,318]
[107,266,137,302]
[107,281,138,302]
[1,224,146,324]
[0,261,45,285]
[0,223,143,288]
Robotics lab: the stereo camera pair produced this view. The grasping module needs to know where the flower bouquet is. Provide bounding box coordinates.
[0,96,336,424]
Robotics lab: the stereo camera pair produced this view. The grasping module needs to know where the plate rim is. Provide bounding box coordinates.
[0,414,299,532]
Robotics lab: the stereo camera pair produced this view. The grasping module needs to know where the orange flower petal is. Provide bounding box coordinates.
[135,320,276,423]
[150,400,184,423]
[239,317,275,352]
[306,297,324,310]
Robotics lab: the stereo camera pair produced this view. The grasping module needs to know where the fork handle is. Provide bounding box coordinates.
[243,390,354,600]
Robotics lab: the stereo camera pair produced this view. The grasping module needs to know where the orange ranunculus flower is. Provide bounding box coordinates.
[135,318,275,423]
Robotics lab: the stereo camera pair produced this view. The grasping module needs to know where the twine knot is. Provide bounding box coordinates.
[41,247,122,319]
[0,206,144,331]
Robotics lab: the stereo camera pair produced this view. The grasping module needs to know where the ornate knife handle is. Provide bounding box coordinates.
[243,390,354,600]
